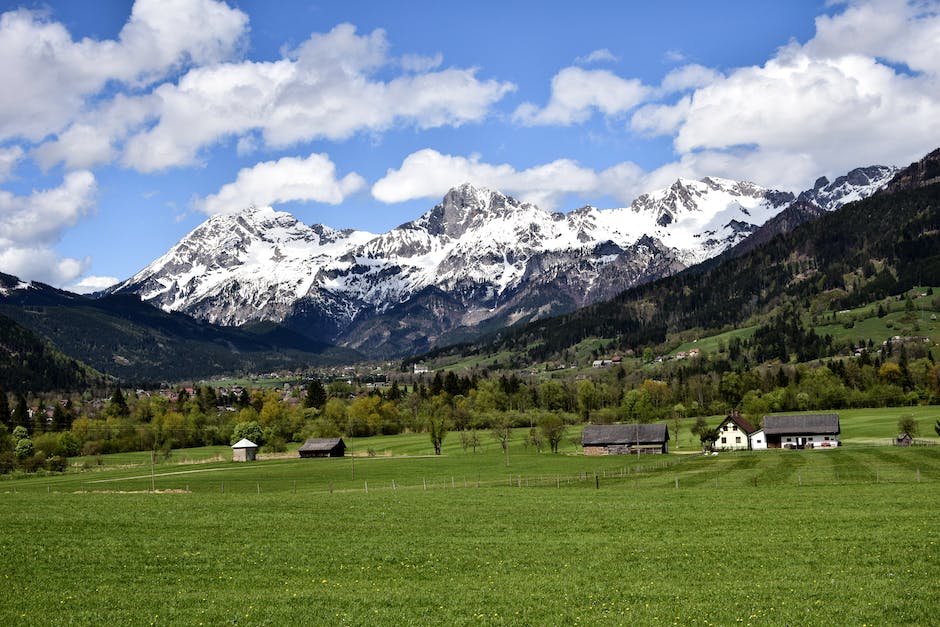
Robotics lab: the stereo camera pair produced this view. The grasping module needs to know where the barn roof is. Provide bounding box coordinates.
[298,437,345,452]
[231,438,258,449]
[582,424,668,446]
[762,414,840,435]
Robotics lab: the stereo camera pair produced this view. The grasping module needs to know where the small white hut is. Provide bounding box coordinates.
[231,438,258,462]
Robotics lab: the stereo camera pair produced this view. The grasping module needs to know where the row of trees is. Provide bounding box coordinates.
[2,315,940,473]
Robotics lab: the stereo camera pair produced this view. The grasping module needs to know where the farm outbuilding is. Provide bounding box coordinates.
[298,437,346,458]
[762,414,840,449]
[896,432,914,447]
[582,424,669,455]
[231,438,258,462]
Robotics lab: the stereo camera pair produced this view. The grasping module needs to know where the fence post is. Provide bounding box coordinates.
[916,468,921,483]
[364,481,368,494]
[329,482,333,494]
[423,478,427,491]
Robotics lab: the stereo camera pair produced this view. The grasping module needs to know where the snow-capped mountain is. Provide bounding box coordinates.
[110,166,894,356]
[798,165,898,210]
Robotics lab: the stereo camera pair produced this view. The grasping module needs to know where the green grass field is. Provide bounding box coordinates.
[2,409,940,625]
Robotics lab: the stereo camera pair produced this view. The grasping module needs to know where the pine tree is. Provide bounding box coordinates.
[12,394,29,432]
[107,388,130,419]
[0,390,10,428]
[303,379,327,409]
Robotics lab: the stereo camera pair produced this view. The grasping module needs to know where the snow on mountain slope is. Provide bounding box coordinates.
[798,165,898,210]
[111,166,896,356]
[110,206,376,325]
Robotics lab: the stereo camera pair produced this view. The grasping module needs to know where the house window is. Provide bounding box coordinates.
[723,425,728,431]
[824,436,830,441]
[721,437,727,444]
[808,437,813,441]
[735,436,741,443]
[785,437,792,442]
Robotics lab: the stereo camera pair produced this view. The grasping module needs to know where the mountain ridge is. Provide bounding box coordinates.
[109,166,896,357]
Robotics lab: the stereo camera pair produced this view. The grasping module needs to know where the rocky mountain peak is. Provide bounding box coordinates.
[798,165,898,209]
[882,148,940,194]
[422,183,541,239]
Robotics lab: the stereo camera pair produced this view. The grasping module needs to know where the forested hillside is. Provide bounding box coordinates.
[0,275,361,382]
[0,314,107,393]
[468,177,940,363]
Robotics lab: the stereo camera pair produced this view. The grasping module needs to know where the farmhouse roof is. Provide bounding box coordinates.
[298,437,345,453]
[582,424,668,446]
[762,414,840,436]
[721,412,757,434]
[231,438,258,449]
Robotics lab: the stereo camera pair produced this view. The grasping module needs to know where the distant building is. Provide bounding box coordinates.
[761,414,841,449]
[714,412,757,451]
[749,428,767,450]
[231,438,258,462]
[896,432,914,447]
[582,424,669,455]
[299,437,346,458]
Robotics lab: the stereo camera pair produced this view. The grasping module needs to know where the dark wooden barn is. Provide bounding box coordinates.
[298,437,346,458]
[582,423,669,455]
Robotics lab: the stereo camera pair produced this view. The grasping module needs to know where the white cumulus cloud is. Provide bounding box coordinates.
[66,275,120,294]
[0,146,23,182]
[513,67,650,126]
[33,22,514,173]
[0,170,98,285]
[0,0,247,143]
[372,149,646,210]
[195,154,366,215]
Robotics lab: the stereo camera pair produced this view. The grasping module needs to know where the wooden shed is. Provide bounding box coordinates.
[231,438,258,462]
[298,437,346,458]
[896,432,914,447]
[582,424,669,455]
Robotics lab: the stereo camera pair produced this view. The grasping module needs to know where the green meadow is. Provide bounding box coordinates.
[2,409,940,625]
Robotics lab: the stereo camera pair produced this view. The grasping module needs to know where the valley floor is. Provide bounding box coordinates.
[2,443,939,625]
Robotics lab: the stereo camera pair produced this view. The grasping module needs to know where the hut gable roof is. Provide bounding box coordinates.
[762,414,840,436]
[720,413,757,434]
[298,437,345,453]
[582,424,668,446]
[231,438,258,449]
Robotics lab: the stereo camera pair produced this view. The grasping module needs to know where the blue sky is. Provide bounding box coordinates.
[0,0,938,292]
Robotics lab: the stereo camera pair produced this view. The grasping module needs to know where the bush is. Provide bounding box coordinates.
[231,421,264,446]
[45,455,68,472]
[20,453,45,473]
[14,438,34,460]
[0,450,15,474]
[56,432,81,458]
[261,437,287,453]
